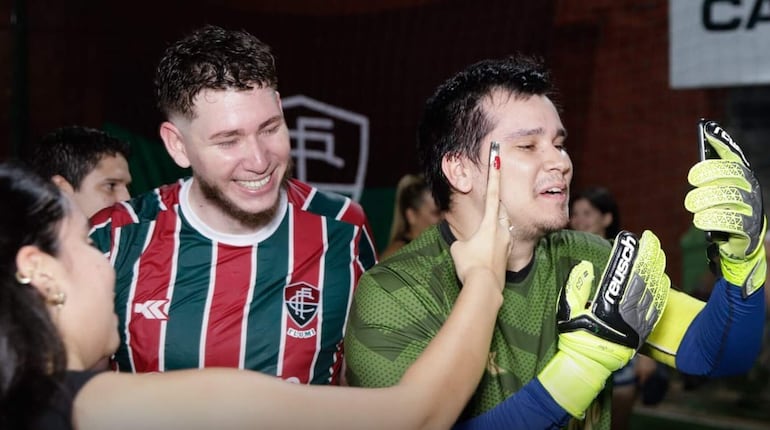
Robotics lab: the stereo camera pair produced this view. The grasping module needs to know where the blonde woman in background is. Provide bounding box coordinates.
[382,174,441,259]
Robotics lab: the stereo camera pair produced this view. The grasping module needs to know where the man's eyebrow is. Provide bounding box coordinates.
[504,128,543,140]
[504,127,568,139]
[259,115,283,129]
[207,115,283,140]
[208,129,243,140]
[104,176,130,183]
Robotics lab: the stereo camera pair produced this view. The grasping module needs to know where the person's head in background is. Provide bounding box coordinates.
[569,186,620,239]
[28,126,132,218]
[0,163,118,427]
[382,174,441,258]
[156,25,291,234]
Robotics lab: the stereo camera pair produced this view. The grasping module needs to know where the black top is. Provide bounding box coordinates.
[32,370,100,430]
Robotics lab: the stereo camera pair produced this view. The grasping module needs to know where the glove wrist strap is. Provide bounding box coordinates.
[538,350,611,418]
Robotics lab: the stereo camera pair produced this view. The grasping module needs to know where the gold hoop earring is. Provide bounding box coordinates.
[15,272,31,285]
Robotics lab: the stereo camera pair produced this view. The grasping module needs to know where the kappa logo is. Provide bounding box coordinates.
[134,299,169,320]
[284,282,320,327]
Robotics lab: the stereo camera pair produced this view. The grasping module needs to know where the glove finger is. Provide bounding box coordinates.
[563,261,594,317]
[692,210,750,238]
[636,230,669,321]
[688,160,752,189]
[685,186,754,215]
[617,231,668,337]
[704,121,751,167]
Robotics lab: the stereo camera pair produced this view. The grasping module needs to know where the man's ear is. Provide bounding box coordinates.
[51,175,75,196]
[159,121,191,169]
[405,207,418,228]
[441,153,474,194]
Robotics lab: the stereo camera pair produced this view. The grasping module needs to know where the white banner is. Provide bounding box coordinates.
[670,0,770,89]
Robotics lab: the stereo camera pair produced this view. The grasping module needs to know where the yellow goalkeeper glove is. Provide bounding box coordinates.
[685,120,767,297]
[539,231,670,418]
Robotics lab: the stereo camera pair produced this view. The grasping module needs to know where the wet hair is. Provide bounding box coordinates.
[155,25,278,120]
[417,54,556,211]
[0,163,68,428]
[388,174,432,244]
[570,186,621,239]
[28,126,130,190]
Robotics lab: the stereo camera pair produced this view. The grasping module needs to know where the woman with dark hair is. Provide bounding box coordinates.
[0,160,511,430]
[569,186,620,239]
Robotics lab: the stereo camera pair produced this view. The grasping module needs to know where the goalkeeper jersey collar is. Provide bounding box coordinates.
[437,220,534,283]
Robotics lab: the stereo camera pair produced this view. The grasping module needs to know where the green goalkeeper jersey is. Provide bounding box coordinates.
[345,221,613,429]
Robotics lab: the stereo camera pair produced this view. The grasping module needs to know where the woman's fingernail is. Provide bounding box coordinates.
[490,141,500,170]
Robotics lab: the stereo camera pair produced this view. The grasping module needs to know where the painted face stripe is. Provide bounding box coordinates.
[278,204,324,383]
[201,243,256,368]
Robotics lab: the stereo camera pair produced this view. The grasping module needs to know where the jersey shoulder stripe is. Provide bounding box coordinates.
[92,181,183,229]
[90,181,184,260]
[286,178,367,227]
[286,178,378,267]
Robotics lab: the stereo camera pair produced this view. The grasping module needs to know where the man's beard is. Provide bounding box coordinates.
[514,211,570,240]
[197,169,291,230]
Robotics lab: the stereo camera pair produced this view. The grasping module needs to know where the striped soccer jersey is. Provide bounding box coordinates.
[345,222,613,429]
[91,178,377,384]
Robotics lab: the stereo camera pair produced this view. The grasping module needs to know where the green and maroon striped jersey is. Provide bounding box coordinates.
[345,222,613,429]
[91,178,377,384]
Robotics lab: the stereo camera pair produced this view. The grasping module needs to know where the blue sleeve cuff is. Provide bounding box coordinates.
[677,278,765,376]
[453,379,570,430]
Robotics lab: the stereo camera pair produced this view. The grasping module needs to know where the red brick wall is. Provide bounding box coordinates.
[550,0,726,286]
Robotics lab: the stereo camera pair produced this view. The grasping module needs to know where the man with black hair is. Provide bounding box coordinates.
[345,55,766,429]
[29,125,132,217]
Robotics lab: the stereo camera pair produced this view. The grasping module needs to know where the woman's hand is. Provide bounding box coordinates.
[451,141,512,291]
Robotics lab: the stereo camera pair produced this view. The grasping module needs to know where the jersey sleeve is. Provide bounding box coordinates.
[344,266,445,388]
[89,204,120,256]
[341,200,378,270]
[89,201,142,268]
[643,279,765,376]
[356,218,378,271]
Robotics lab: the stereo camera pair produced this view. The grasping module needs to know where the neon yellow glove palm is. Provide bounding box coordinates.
[539,231,670,418]
[685,121,767,297]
